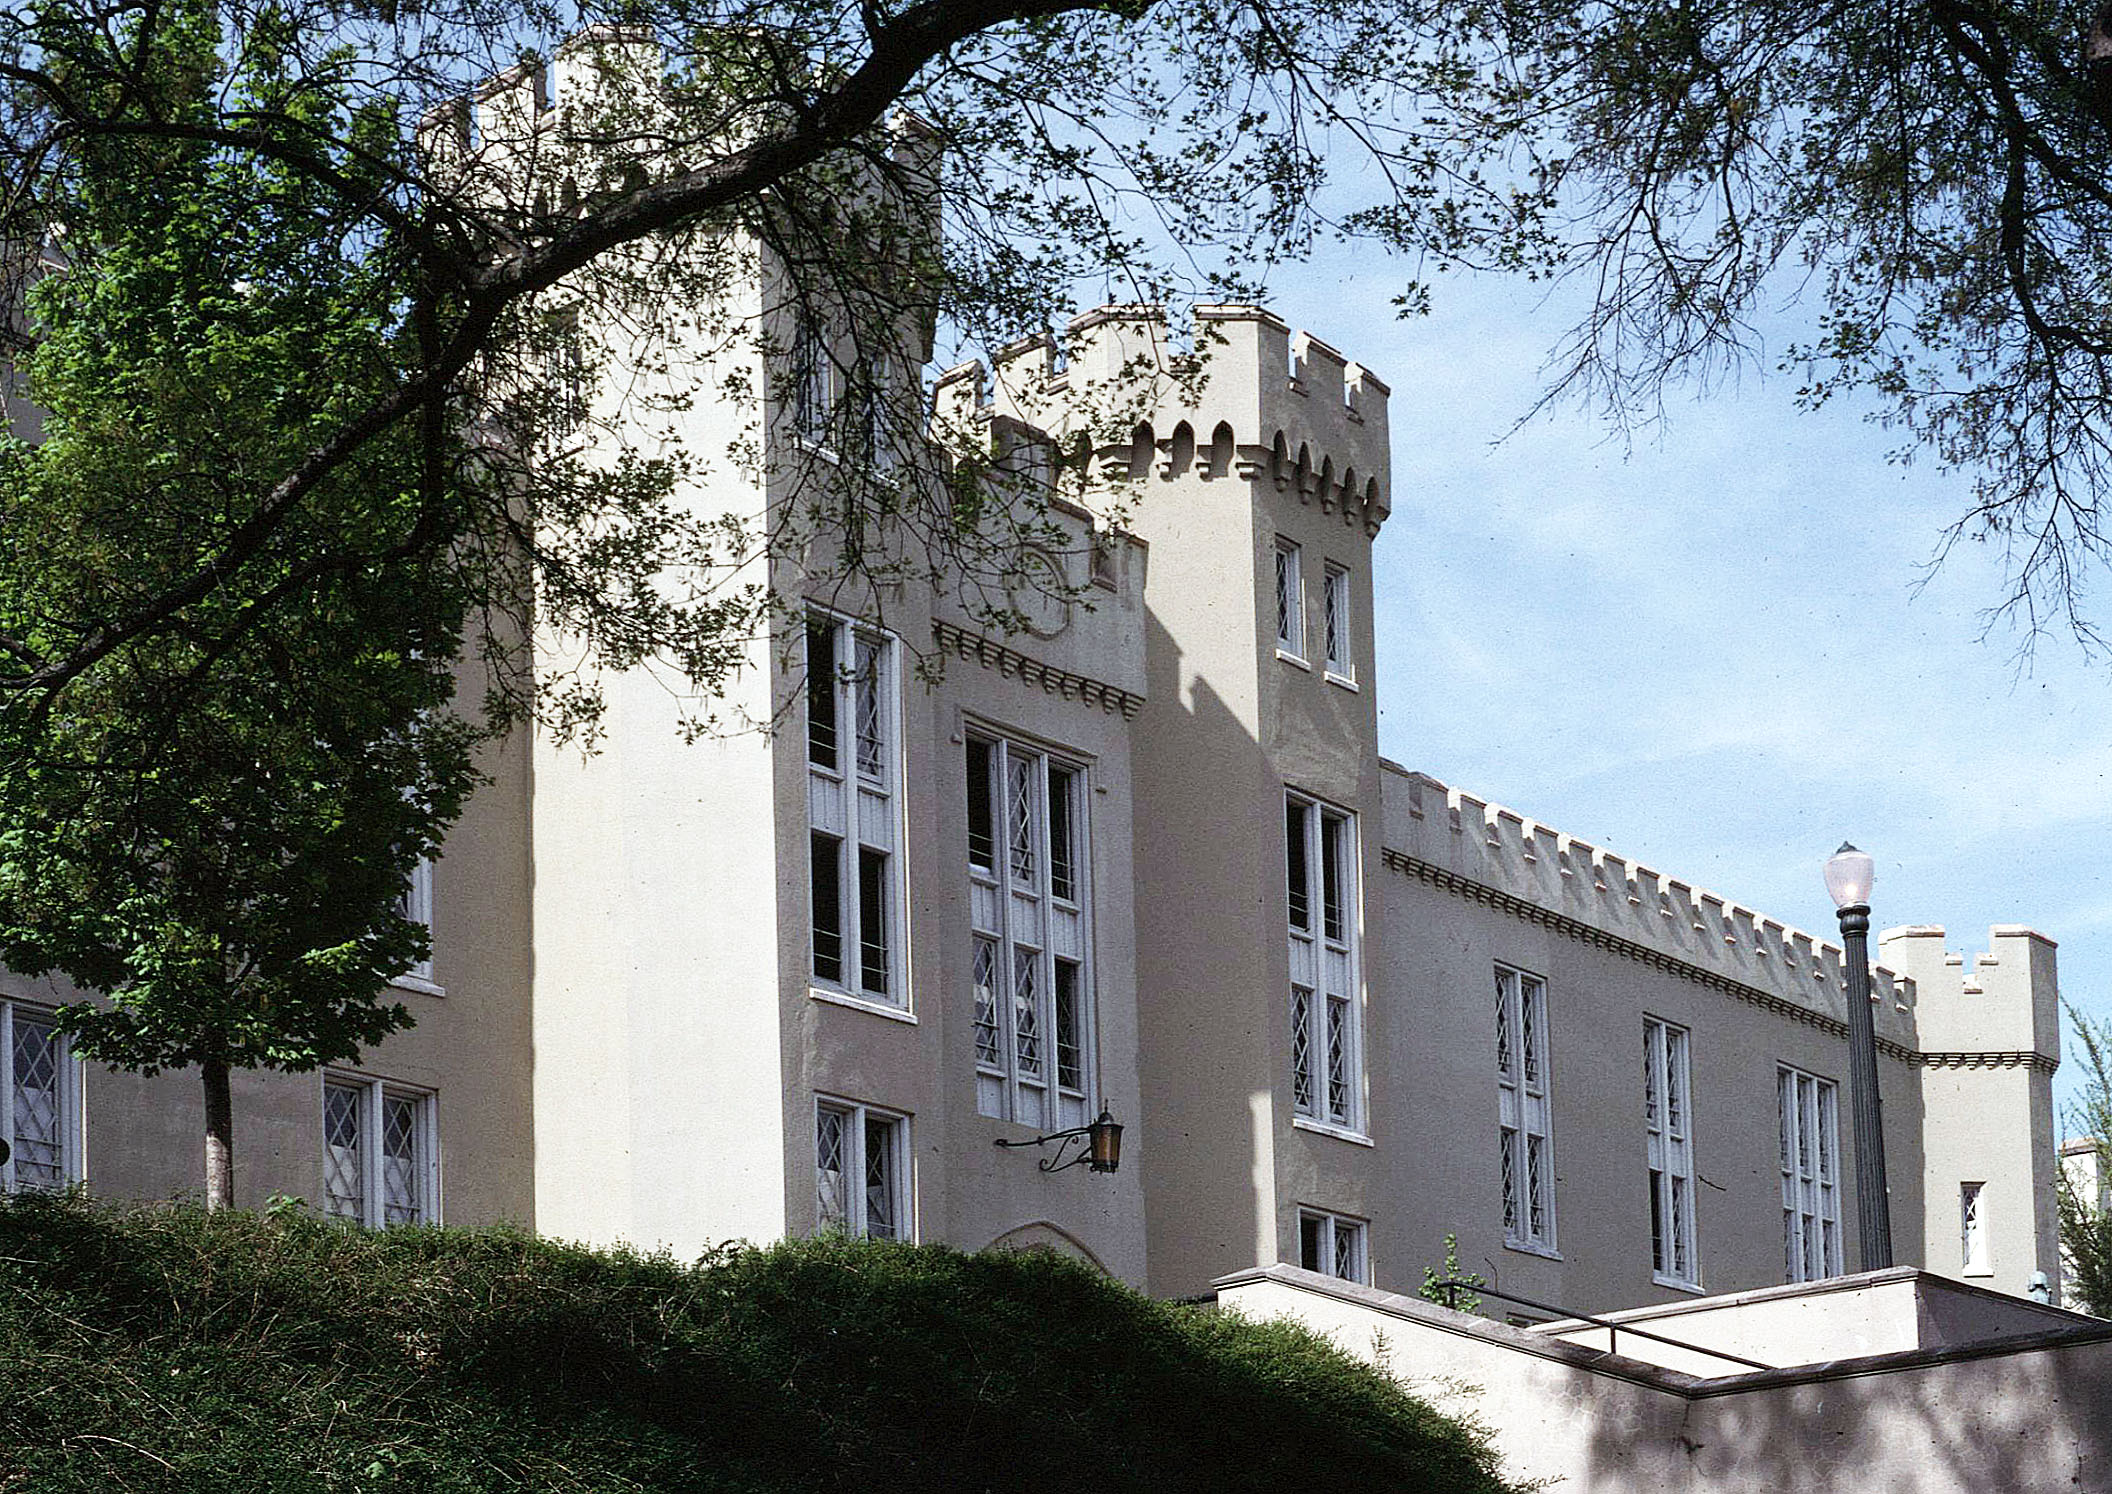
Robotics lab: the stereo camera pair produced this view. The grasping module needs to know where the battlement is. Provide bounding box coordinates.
[935,304,1391,537]
[1877,924,2060,1062]
[1382,765,1922,1048]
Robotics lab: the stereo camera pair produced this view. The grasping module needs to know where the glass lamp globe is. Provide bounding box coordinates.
[1824,843,1875,910]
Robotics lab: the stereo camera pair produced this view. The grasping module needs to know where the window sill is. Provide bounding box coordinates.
[1292,1116,1374,1147]
[1651,1273,1707,1295]
[1503,1240,1563,1262]
[1324,670,1358,691]
[1276,649,1311,670]
[809,986,917,1024]
[390,974,445,998]
[1962,1267,1995,1279]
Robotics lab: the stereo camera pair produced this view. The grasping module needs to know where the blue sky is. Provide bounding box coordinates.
[1257,255,2112,1121]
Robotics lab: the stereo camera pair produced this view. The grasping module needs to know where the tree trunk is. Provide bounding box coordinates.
[202,1055,234,1211]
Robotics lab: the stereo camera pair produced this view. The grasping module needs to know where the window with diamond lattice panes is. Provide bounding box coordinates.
[2,1002,78,1191]
[1778,1065,1842,1282]
[1275,538,1304,657]
[966,735,1094,1128]
[807,614,903,1007]
[1645,1018,1698,1287]
[1497,965,1555,1252]
[1961,1182,1990,1274]
[1322,563,1353,680]
[1286,793,1360,1133]
[323,1076,436,1227]
[1298,1209,1368,1284]
[815,1099,907,1239]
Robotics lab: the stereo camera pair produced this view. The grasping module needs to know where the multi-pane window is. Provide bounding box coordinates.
[1322,563,1352,680]
[1274,538,1304,657]
[1961,1181,1989,1274]
[1645,1018,1698,1287]
[2,1001,78,1192]
[1298,1209,1369,1284]
[322,1076,437,1227]
[1778,1065,1843,1282]
[398,858,435,983]
[807,614,903,1007]
[791,313,831,441]
[1287,793,1360,1132]
[1497,965,1556,1252]
[967,735,1092,1130]
[816,1099,907,1239]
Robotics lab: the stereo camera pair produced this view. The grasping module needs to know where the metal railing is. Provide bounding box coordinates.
[1427,1279,1773,1372]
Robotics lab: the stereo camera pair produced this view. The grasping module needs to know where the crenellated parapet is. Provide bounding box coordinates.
[1879,924,2060,1070]
[936,303,1391,538]
[1381,765,1923,1053]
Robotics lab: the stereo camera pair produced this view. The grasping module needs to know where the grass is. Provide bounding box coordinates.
[0,1192,1515,1493]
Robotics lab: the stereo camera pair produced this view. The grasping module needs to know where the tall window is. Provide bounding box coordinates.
[1274,538,1304,658]
[322,1076,437,1226]
[1645,1018,1697,1287]
[2,1001,78,1192]
[398,858,435,983]
[967,735,1092,1130]
[792,313,831,441]
[1287,793,1360,1133]
[807,614,902,1008]
[1778,1065,1843,1282]
[1497,965,1555,1252]
[1961,1181,1989,1274]
[1299,1208,1368,1284]
[1322,563,1352,680]
[816,1099,907,1239]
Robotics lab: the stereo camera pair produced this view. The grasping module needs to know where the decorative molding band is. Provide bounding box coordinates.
[931,620,1144,720]
[1378,848,1931,1065]
[1919,1050,2059,1075]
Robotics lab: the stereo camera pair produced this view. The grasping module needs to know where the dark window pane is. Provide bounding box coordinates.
[1651,1169,1666,1274]
[1286,800,1310,930]
[1048,765,1077,901]
[811,832,843,983]
[1300,1214,1323,1272]
[966,740,995,871]
[807,621,837,769]
[1321,811,1345,942]
[1055,958,1083,1091]
[858,846,890,996]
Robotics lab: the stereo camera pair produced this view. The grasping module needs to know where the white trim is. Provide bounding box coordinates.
[1287,791,1362,1134]
[814,1096,912,1241]
[805,609,909,1012]
[1497,963,1556,1253]
[1322,561,1354,682]
[1292,1116,1375,1147]
[809,986,919,1024]
[1778,1063,1843,1282]
[321,1072,440,1227]
[1645,1016,1700,1289]
[0,999,83,1192]
[965,732,1096,1130]
[1298,1207,1370,1284]
[1274,537,1306,660]
[389,974,446,998]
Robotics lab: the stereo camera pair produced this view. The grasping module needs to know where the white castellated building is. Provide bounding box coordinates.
[0,33,2068,1318]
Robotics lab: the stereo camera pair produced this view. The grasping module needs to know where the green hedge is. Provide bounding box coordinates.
[0,1194,1514,1493]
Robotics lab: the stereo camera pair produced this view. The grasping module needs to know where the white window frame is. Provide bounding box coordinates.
[1,999,81,1192]
[1287,791,1362,1136]
[1497,964,1557,1254]
[966,732,1095,1131]
[1322,562,1354,683]
[321,1074,439,1227]
[1298,1208,1369,1284]
[398,857,436,986]
[815,1097,910,1240]
[1274,538,1305,660]
[1778,1064,1843,1282]
[1961,1181,1990,1275]
[1645,1018,1699,1288]
[806,611,906,1011]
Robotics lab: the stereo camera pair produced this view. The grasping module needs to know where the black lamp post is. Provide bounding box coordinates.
[1824,842,1892,1270]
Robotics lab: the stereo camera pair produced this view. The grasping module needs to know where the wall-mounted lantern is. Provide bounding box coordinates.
[994,1108,1124,1174]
